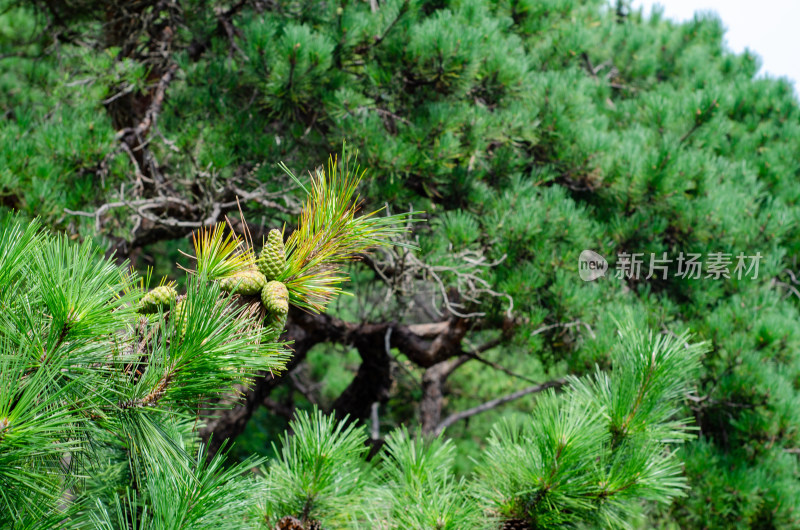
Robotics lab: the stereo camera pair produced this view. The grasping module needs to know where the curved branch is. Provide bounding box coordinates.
[433,378,567,436]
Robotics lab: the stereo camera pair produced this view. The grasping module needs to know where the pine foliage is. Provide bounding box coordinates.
[261,408,371,528]
[280,149,414,312]
[0,206,707,528]
[0,218,283,527]
[0,164,409,527]
[477,324,706,528]
[4,0,800,526]
[255,323,705,530]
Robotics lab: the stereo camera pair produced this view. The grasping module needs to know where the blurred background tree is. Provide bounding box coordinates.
[2,0,800,526]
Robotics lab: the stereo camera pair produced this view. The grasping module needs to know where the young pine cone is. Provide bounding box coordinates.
[219,269,267,295]
[257,229,286,280]
[261,280,289,332]
[265,309,288,333]
[261,281,289,314]
[138,285,177,314]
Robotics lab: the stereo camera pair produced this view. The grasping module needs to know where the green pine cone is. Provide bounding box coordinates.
[257,229,286,280]
[265,310,287,333]
[220,269,267,295]
[138,285,177,314]
[261,280,289,315]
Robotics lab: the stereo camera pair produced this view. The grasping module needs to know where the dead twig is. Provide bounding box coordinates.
[433,378,567,436]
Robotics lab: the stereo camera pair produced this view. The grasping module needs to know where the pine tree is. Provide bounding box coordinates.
[4,0,800,526]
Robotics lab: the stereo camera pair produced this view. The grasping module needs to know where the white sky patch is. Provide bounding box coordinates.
[632,0,800,90]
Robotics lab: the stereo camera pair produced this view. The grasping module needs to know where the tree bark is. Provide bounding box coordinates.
[420,356,470,434]
[331,332,393,423]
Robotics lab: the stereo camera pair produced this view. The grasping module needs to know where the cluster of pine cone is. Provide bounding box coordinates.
[137,229,289,335]
[220,228,289,332]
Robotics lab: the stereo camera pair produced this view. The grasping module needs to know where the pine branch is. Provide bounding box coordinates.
[434,378,567,436]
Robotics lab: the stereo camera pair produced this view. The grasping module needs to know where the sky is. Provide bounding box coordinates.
[632,0,800,89]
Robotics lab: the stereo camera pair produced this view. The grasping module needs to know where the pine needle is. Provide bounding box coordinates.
[278,144,417,312]
[181,222,256,281]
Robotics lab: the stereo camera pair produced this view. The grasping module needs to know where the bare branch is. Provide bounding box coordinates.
[462,337,542,385]
[361,245,514,320]
[434,378,567,436]
[263,397,295,420]
[531,319,596,340]
[370,402,380,441]
[784,268,800,285]
[773,278,800,301]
